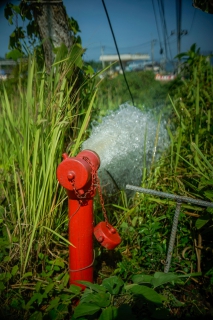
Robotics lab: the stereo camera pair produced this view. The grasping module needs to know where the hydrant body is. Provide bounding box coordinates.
[56,150,100,287]
[67,198,94,284]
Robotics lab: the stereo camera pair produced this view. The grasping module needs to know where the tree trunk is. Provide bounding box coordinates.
[33,0,72,71]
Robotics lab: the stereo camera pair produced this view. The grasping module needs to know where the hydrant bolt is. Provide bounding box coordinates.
[109,227,116,234]
[67,171,75,181]
[94,221,121,250]
[98,236,104,243]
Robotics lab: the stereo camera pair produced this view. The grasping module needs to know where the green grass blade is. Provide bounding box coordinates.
[71,89,97,156]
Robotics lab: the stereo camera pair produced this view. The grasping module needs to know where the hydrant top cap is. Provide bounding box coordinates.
[57,157,91,191]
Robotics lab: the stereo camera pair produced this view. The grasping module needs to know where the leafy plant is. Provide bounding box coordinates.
[0,258,81,319]
[70,271,202,320]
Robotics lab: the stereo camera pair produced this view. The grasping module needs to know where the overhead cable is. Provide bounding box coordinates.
[158,0,173,61]
[157,0,168,59]
[101,0,135,106]
[152,0,163,54]
[176,0,182,55]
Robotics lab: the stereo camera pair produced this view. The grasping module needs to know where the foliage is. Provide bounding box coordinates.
[95,70,170,113]
[111,196,197,278]
[171,44,213,228]
[193,0,213,14]
[0,47,97,277]
[0,253,81,319]
[4,2,82,62]
[5,2,39,54]
[85,60,103,72]
[0,268,199,319]
[71,272,202,319]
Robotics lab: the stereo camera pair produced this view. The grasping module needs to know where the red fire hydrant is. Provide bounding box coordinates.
[57,150,100,287]
[57,149,121,288]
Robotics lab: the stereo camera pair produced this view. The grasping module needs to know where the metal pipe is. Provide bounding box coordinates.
[126,185,213,208]
[164,201,182,273]
[126,184,213,273]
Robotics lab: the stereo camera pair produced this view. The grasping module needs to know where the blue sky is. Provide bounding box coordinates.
[0,0,213,61]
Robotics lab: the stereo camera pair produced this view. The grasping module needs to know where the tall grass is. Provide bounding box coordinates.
[0,53,97,275]
[167,49,213,195]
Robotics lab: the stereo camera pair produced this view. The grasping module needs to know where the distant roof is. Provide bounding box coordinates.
[0,60,17,66]
[100,54,150,62]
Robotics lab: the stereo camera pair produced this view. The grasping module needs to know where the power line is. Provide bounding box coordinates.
[176,0,182,55]
[101,0,135,106]
[158,0,173,61]
[157,0,168,59]
[152,0,163,54]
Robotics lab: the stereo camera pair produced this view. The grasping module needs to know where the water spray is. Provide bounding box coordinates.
[82,103,170,195]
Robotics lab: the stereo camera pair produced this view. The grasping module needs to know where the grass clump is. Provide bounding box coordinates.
[0,50,97,277]
[95,70,170,113]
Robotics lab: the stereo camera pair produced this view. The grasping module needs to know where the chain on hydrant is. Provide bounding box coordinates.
[96,176,109,225]
[68,154,110,225]
[94,175,121,250]
[68,155,98,204]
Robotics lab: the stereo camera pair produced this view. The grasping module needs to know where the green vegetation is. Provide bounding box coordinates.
[95,70,170,112]
[0,44,213,319]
